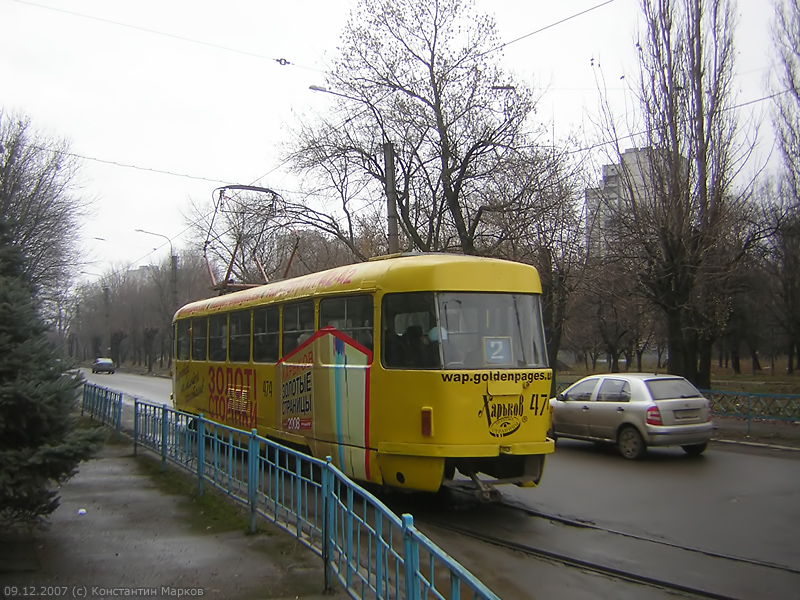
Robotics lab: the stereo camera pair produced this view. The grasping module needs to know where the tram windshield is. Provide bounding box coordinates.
[382,292,548,370]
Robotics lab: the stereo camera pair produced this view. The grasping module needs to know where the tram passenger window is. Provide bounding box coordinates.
[319,295,374,353]
[192,318,207,361]
[282,301,314,357]
[253,306,279,363]
[209,314,228,362]
[176,320,190,360]
[381,292,439,369]
[228,310,251,363]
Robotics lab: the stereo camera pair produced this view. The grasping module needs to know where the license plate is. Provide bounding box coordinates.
[674,409,700,420]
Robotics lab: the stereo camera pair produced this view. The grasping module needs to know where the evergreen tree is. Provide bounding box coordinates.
[0,216,102,527]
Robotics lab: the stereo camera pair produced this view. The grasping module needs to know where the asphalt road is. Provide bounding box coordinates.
[82,369,800,599]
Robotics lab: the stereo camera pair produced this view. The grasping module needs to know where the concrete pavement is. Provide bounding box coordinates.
[0,438,340,600]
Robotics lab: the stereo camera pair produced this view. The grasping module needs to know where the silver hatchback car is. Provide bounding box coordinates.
[549,373,713,459]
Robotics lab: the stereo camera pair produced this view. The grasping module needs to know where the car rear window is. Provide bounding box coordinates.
[646,378,702,400]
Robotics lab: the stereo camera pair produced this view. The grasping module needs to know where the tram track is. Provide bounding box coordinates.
[418,517,739,600]
[500,498,800,577]
[394,490,800,600]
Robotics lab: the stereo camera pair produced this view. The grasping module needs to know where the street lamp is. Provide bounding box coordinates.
[135,229,178,318]
[309,84,400,254]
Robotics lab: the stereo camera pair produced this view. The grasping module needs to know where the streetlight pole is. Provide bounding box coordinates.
[136,229,178,318]
[310,85,400,254]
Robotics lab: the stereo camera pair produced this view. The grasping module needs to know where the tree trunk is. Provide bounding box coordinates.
[750,350,762,374]
[731,347,741,375]
[665,309,685,378]
[697,337,712,390]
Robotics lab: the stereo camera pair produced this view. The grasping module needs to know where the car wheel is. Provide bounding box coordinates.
[617,426,646,460]
[682,443,707,456]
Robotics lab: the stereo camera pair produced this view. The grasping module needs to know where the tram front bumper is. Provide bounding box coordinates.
[377,439,555,457]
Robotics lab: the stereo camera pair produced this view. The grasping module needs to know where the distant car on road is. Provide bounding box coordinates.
[549,373,713,459]
[92,358,116,374]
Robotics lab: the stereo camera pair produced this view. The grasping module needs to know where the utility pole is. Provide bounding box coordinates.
[383,142,400,254]
[103,286,111,357]
[310,86,400,254]
[136,229,178,317]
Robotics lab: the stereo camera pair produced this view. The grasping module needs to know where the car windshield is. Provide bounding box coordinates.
[97,359,113,365]
[646,378,702,400]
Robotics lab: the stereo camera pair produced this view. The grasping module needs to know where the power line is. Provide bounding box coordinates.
[481,0,617,58]
[11,0,321,72]
[566,89,794,156]
[29,144,233,185]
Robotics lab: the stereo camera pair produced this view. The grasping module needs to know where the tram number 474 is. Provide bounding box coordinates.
[529,393,550,416]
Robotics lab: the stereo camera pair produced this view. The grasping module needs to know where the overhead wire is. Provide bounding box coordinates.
[17,0,785,279]
[479,0,617,58]
[10,0,322,72]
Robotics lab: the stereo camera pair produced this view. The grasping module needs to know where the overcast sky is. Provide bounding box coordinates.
[1,0,774,281]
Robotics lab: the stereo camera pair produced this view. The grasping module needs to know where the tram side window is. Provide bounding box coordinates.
[192,317,208,361]
[176,320,190,360]
[209,314,228,362]
[253,306,280,363]
[229,310,251,362]
[282,301,315,357]
[319,295,374,353]
[381,292,439,369]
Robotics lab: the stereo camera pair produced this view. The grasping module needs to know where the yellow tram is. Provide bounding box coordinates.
[172,254,555,496]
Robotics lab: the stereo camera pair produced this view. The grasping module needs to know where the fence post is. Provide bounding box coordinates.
[103,389,111,423]
[248,428,258,534]
[81,384,86,417]
[197,415,205,497]
[161,404,168,472]
[115,392,122,437]
[747,395,753,436]
[402,514,420,600]
[133,398,139,457]
[322,456,334,592]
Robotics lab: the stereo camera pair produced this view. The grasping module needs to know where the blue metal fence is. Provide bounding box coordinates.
[701,389,800,435]
[81,383,123,434]
[124,396,498,600]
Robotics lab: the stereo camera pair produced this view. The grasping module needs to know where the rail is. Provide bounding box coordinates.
[82,383,498,600]
[701,389,800,435]
[80,383,122,434]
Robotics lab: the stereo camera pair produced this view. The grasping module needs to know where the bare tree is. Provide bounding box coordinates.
[285,0,569,258]
[594,0,756,387]
[756,179,800,372]
[772,0,800,200]
[0,111,88,322]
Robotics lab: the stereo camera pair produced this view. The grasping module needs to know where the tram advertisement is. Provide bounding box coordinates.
[206,365,258,429]
[279,347,314,432]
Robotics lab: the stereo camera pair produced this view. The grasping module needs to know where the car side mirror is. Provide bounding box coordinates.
[556,393,566,402]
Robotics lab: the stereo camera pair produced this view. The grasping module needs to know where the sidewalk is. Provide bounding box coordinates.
[0,438,339,600]
[712,415,800,449]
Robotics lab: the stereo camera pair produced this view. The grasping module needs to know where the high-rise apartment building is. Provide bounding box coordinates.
[584,147,653,255]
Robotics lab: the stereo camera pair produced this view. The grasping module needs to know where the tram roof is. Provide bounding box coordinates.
[175,253,542,317]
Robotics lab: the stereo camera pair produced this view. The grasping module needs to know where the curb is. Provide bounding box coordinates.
[713,438,800,452]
